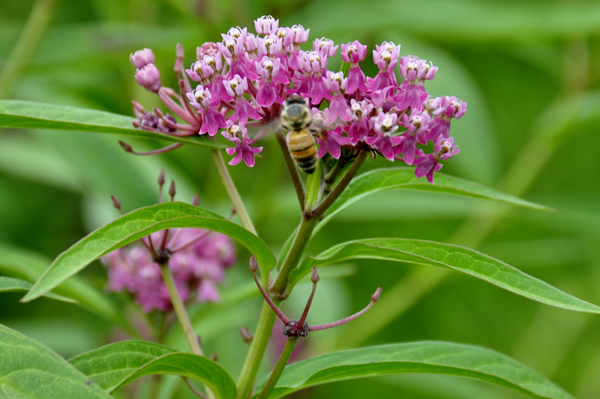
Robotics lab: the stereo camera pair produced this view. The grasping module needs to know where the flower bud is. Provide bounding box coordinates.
[249,255,258,272]
[371,287,382,302]
[129,48,155,68]
[310,267,320,283]
[135,64,161,92]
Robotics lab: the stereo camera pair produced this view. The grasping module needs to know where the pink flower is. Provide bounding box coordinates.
[255,57,285,107]
[395,56,437,111]
[223,75,261,125]
[426,96,467,141]
[186,85,227,136]
[301,51,331,105]
[255,15,279,35]
[397,112,430,165]
[325,72,351,124]
[222,122,263,167]
[365,112,401,161]
[317,126,349,159]
[368,41,401,91]
[102,229,236,312]
[313,37,338,58]
[414,137,460,183]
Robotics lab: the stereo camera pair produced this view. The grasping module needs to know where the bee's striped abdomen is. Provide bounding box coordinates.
[287,130,317,174]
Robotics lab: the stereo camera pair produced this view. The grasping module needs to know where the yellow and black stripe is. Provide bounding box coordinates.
[287,129,318,174]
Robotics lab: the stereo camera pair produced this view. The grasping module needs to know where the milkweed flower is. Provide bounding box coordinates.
[129,15,467,183]
[102,229,236,312]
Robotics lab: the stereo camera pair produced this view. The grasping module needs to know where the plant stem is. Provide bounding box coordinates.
[312,151,367,218]
[160,261,217,399]
[272,151,367,297]
[236,301,278,399]
[159,262,203,355]
[237,151,368,397]
[211,149,257,236]
[256,338,298,399]
[275,131,305,211]
[303,160,322,212]
[0,0,57,99]
[271,215,318,297]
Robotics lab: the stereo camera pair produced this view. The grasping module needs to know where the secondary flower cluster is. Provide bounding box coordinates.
[129,16,466,182]
[102,229,235,312]
[101,174,236,313]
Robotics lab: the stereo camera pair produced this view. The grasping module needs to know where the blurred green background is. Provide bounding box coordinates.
[2,0,600,398]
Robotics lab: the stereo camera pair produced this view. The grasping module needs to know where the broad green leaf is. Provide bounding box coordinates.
[0,324,111,399]
[257,341,573,399]
[69,341,175,390]
[316,168,553,236]
[0,277,76,303]
[0,100,225,149]
[22,202,275,302]
[290,238,600,314]
[69,342,236,399]
[0,242,129,332]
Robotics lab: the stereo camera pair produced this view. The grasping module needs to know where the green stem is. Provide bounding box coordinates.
[161,261,217,399]
[273,151,367,297]
[256,338,298,399]
[236,301,278,399]
[275,131,305,211]
[304,160,322,212]
[271,215,318,296]
[211,149,257,235]
[237,151,367,396]
[159,262,202,355]
[0,0,57,99]
[312,151,367,218]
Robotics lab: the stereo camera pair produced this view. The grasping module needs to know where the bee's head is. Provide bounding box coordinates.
[282,96,311,130]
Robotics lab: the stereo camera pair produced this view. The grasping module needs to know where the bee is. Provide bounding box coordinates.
[281,96,318,174]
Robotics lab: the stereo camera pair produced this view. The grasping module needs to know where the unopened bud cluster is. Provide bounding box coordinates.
[129,15,466,182]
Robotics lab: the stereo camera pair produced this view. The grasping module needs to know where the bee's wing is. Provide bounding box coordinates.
[248,117,284,143]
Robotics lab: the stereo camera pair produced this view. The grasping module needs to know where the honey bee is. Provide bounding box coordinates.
[281,96,318,174]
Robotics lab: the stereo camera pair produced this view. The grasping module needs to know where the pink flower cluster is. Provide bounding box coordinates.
[130,15,466,182]
[101,229,236,312]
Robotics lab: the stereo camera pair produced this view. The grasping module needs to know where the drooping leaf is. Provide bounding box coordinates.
[21,202,275,302]
[0,277,76,303]
[70,342,236,399]
[315,168,553,236]
[0,100,225,149]
[256,341,574,399]
[0,242,129,332]
[0,324,111,399]
[290,238,600,314]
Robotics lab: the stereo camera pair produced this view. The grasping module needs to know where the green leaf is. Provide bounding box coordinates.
[22,202,275,302]
[315,168,553,236]
[0,242,129,332]
[70,341,236,399]
[257,341,574,399]
[290,238,600,314]
[0,100,225,149]
[0,324,112,399]
[0,277,76,303]
[69,341,175,390]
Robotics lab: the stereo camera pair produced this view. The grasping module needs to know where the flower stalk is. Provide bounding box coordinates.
[256,338,298,399]
[158,261,203,356]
